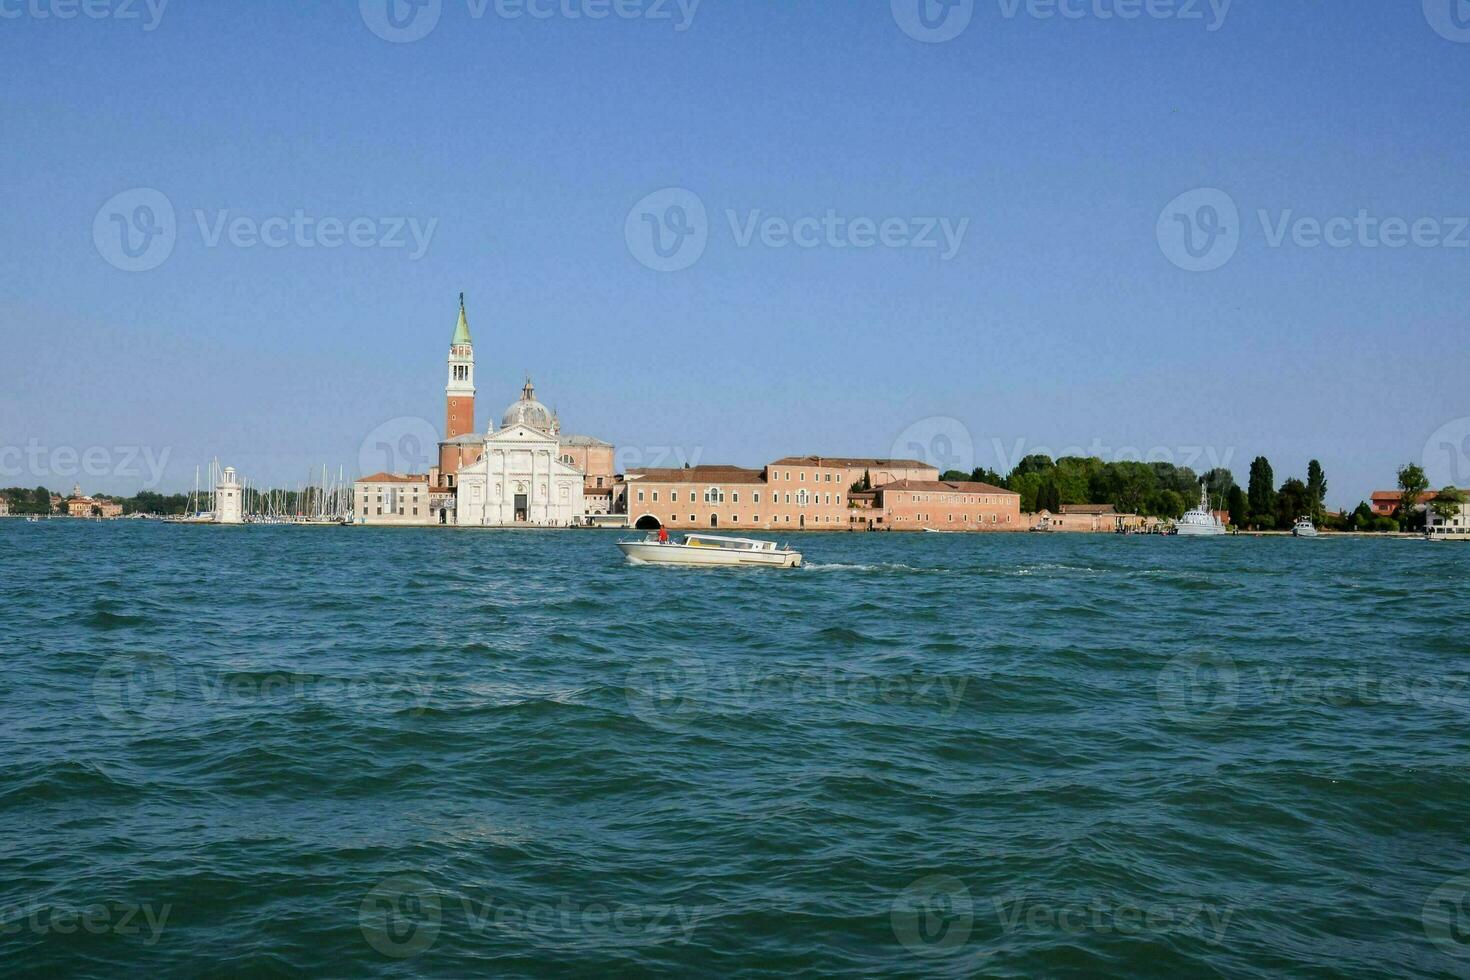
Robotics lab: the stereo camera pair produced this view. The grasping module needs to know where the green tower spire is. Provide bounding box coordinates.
[451,292,472,346]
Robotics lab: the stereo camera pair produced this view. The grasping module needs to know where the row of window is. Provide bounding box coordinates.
[636,488,845,507]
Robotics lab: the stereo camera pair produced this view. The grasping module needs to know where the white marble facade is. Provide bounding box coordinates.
[454,423,585,528]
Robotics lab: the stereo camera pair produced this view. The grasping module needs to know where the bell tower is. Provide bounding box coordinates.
[445,292,476,441]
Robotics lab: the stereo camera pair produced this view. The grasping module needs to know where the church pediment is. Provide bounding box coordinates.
[488,423,555,445]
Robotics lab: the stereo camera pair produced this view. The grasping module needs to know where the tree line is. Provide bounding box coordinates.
[929,455,1461,532]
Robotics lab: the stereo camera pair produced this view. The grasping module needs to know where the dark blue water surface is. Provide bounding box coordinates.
[3,522,1469,978]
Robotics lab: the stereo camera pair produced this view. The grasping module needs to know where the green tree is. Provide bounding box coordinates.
[1348,501,1373,531]
[1227,486,1248,528]
[1147,489,1187,520]
[1305,460,1327,522]
[1430,486,1466,523]
[1037,479,1062,513]
[1203,467,1236,502]
[1276,478,1311,530]
[969,467,1007,488]
[1396,463,1430,531]
[1246,457,1276,529]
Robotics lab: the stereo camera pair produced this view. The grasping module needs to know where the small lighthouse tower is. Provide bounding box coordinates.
[445,293,476,442]
[215,466,243,524]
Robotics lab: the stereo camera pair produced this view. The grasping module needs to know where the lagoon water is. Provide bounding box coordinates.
[2,521,1468,977]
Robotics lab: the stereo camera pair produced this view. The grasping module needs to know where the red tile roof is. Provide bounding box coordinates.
[357,473,429,484]
[770,456,931,468]
[877,479,1016,495]
[627,466,768,485]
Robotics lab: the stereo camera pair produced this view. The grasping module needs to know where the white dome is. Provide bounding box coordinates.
[502,379,555,432]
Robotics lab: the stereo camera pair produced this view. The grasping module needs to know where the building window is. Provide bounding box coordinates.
[637,490,645,502]
[732,492,739,503]
[754,492,761,503]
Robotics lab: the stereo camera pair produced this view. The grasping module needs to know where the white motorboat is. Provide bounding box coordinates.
[1292,517,1319,538]
[1174,485,1227,537]
[618,532,802,568]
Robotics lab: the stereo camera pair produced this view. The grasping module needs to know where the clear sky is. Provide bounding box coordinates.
[2,0,1468,506]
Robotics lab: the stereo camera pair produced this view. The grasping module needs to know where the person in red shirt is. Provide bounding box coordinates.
[657,526,670,544]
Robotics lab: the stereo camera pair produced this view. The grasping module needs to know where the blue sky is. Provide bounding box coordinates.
[2,0,1468,506]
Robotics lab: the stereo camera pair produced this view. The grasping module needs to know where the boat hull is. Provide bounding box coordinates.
[618,541,802,568]
[1174,523,1226,537]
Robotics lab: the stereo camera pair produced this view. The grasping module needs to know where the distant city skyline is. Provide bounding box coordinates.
[2,2,1469,507]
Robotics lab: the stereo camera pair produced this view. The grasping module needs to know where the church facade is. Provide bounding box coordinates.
[452,383,586,527]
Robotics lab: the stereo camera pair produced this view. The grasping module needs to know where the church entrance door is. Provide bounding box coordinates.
[514,494,528,522]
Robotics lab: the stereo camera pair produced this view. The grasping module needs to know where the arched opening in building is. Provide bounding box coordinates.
[799,514,805,529]
[635,515,662,530]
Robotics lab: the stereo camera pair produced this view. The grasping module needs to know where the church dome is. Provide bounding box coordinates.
[501,379,555,432]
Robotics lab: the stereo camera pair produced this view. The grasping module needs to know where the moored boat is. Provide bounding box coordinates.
[1174,485,1227,537]
[618,532,802,568]
[1292,517,1319,538]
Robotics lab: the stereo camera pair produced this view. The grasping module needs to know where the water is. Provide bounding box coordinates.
[2,522,1468,978]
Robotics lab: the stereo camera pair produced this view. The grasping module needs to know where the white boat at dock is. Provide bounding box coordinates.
[1292,517,1319,538]
[1173,485,1227,537]
[618,532,802,568]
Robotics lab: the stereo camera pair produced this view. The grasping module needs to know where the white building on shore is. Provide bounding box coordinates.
[453,381,586,527]
[215,466,243,524]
